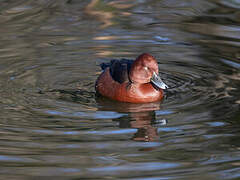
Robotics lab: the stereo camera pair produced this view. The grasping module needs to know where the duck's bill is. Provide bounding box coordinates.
[151,72,168,89]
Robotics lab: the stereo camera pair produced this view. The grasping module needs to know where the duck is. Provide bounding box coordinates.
[95,53,168,103]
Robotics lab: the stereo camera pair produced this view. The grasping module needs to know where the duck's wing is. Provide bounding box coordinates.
[100,59,134,84]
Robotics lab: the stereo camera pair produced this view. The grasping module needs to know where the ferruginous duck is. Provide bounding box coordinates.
[95,53,168,103]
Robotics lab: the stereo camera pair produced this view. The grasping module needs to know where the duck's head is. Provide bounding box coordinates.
[129,53,168,89]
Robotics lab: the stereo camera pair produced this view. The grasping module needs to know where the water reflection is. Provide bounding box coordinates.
[96,97,166,142]
[48,88,167,142]
[129,111,159,142]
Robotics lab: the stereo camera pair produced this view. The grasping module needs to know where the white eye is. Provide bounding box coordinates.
[144,67,148,70]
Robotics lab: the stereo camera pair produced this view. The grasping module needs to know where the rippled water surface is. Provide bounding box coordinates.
[0,0,240,179]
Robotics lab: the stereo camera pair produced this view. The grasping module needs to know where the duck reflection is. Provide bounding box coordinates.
[96,97,166,142]
[129,111,159,142]
[46,89,166,142]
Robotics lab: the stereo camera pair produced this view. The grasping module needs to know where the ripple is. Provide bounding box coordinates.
[44,109,126,119]
[221,58,240,69]
[88,162,179,172]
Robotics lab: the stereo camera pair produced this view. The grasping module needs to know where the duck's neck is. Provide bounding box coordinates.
[130,81,151,88]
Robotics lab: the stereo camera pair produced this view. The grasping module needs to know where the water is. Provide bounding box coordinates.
[0,0,240,179]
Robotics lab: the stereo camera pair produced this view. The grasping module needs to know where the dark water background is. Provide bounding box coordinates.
[0,0,240,179]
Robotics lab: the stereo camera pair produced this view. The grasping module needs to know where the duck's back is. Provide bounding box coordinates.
[100,59,133,84]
